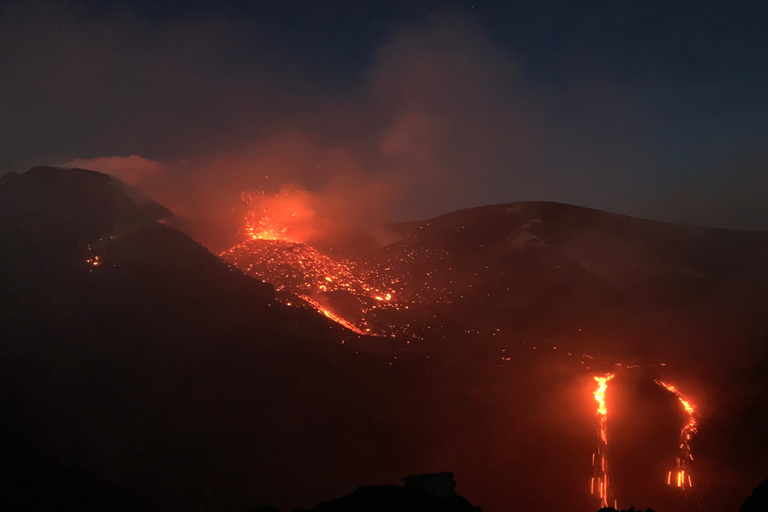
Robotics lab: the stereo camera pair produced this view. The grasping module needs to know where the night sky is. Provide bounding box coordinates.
[1,0,766,236]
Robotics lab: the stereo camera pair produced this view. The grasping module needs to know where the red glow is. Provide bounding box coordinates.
[592,374,615,508]
[222,191,407,335]
[242,185,319,243]
[656,380,698,490]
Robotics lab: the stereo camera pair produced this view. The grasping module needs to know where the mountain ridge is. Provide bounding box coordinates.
[2,166,767,512]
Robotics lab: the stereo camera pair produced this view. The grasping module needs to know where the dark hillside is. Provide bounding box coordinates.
[0,167,409,511]
[3,168,767,512]
[376,202,768,368]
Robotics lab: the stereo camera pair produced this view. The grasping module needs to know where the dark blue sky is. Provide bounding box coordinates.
[1,0,766,232]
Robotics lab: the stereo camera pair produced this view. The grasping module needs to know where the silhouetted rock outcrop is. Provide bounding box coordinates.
[299,472,480,512]
[740,478,768,512]
[597,507,660,512]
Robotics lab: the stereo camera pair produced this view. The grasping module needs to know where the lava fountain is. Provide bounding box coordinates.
[656,381,698,490]
[241,187,317,243]
[591,373,615,508]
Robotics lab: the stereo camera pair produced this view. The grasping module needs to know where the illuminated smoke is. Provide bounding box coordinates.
[592,373,616,509]
[242,185,320,243]
[222,193,407,335]
[656,380,698,490]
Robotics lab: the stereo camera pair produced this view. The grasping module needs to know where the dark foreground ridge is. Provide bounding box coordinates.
[0,167,399,511]
[244,471,768,512]
[597,508,660,512]
[739,478,768,512]
[284,472,481,512]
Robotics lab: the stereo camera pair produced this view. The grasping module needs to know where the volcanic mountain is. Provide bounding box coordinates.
[225,201,768,369]
[2,167,767,512]
[0,167,409,511]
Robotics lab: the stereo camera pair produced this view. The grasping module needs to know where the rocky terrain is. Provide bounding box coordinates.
[1,167,766,512]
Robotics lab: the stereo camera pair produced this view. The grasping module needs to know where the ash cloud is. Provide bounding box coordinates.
[2,1,767,251]
[47,8,554,250]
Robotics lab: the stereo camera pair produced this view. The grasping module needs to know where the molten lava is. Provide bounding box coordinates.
[656,380,698,490]
[592,373,615,508]
[221,238,404,335]
[221,190,712,503]
[242,186,317,243]
[222,190,410,336]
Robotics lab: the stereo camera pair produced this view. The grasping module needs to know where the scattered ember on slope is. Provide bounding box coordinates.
[221,191,708,504]
[220,238,405,336]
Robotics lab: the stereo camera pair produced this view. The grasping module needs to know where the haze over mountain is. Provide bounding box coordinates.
[225,199,768,369]
[1,167,767,512]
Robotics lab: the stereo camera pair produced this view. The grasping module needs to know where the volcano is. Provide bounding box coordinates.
[2,167,767,512]
[225,200,768,369]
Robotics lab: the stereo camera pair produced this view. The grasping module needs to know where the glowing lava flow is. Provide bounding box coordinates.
[301,296,368,335]
[591,374,615,508]
[222,190,405,336]
[656,381,698,490]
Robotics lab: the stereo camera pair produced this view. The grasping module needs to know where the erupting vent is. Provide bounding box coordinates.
[242,189,315,243]
[221,189,417,335]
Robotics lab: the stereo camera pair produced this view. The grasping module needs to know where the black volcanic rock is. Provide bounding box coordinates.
[597,508,660,512]
[740,478,768,512]
[302,472,480,512]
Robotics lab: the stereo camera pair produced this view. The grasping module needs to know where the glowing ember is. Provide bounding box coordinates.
[221,190,411,335]
[242,186,317,243]
[221,238,407,334]
[656,380,698,490]
[591,373,615,508]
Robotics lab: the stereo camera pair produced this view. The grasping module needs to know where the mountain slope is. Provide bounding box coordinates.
[3,168,767,512]
[371,201,768,367]
[0,167,410,511]
[222,199,768,511]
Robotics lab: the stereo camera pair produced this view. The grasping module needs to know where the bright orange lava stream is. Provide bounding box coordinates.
[656,380,698,490]
[301,296,368,335]
[592,374,615,508]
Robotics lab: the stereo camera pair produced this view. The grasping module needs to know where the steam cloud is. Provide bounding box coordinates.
[57,9,553,250]
[2,0,766,249]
